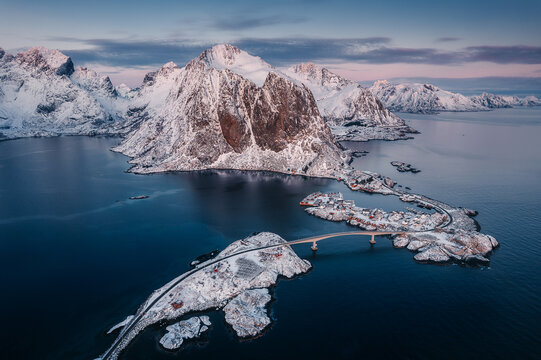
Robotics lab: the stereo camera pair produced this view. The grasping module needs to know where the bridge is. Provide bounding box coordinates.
[99,231,406,360]
[287,231,407,251]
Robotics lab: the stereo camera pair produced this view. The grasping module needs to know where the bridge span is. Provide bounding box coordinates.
[287,231,407,250]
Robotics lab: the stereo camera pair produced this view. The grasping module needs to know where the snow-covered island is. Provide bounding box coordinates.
[390,161,421,173]
[97,232,311,360]
[300,191,498,264]
[159,316,211,350]
[223,288,273,338]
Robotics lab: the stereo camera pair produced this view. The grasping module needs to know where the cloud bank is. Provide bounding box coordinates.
[58,37,541,69]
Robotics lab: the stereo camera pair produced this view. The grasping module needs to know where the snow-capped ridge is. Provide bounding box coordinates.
[287,62,354,90]
[0,46,137,140]
[370,80,486,113]
[160,61,178,70]
[283,62,413,140]
[142,61,179,86]
[192,44,274,87]
[373,79,389,86]
[470,92,540,108]
[16,46,74,76]
[72,66,117,97]
[116,83,132,98]
[371,80,541,113]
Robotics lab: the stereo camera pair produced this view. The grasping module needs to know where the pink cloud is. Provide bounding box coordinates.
[325,62,541,82]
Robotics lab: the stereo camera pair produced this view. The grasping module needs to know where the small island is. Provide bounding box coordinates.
[159,316,211,350]
[97,232,311,360]
[128,195,149,200]
[301,191,498,264]
[390,161,421,173]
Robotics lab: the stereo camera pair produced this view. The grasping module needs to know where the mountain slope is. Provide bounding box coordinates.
[283,63,416,141]
[0,47,132,140]
[369,80,487,114]
[370,80,541,113]
[470,92,541,108]
[113,45,347,176]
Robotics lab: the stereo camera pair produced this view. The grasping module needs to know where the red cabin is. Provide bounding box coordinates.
[171,301,183,309]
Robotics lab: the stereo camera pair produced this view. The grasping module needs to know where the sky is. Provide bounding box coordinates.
[1,0,540,87]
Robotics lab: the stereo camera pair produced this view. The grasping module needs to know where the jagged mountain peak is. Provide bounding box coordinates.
[282,63,410,139]
[289,62,319,74]
[373,79,389,86]
[0,45,136,140]
[16,46,74,76]
[74,66,112,83]
[72,66,117,97]
[142,61,179,86]
[422,83,439,91]
[0,47,4,59]
[198,44,243,65]
[160,61,179,70]
[192,43,273,87]
[114,44,345,176]
[116,83,132,97]
[287,62,354,90]
[373,80,442,93]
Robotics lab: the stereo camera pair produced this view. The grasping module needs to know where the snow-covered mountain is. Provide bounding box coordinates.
[282,63,416,141]
[0,47,132,140]
[470,92,541,108]
[114,44,347,176]
[369,80,486,114]
[369,80,541,113]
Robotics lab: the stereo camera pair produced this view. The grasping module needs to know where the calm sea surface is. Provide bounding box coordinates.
[1,107,540,360]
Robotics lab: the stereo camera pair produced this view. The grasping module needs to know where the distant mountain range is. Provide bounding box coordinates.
[0,46,135,139]
[0,44,539,174]
[369,80,540,114]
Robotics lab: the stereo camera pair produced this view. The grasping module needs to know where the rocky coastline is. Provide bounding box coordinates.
[97,232,311,360]
[301,190,498,264]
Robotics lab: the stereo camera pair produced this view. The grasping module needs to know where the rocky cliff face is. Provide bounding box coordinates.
[16,46,75,76]
[283,63,416,141]
[0,47,133,139]
[114,45,346,176]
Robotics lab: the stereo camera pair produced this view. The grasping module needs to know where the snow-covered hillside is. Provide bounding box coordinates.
[369,80,486,114]
[1,44,414,147]
[0,47,133,140]
[283,63,416,141]
[370,80,541,114]
[114,44,347,176]
[470,92,541,108]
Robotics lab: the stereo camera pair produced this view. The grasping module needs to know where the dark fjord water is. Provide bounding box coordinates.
[1,107,540,360]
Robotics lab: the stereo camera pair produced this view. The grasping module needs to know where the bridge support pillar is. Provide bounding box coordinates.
[311,241,318,251]
[369,235,376,245]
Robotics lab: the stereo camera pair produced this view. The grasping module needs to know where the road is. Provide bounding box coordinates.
[101,176,460,360]
[359,170,454,229]
[100,230,404,360]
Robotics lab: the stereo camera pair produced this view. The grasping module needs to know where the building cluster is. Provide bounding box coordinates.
[301,192,447,232]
